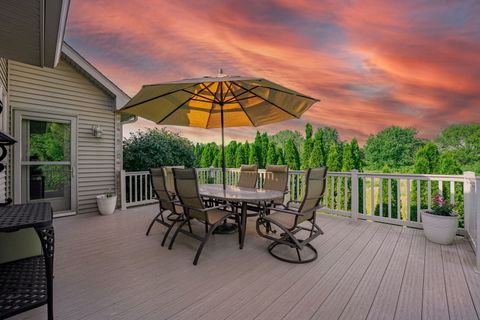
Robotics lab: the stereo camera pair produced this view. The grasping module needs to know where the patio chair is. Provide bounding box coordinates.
[146,168,185,247]
[256,167,327,263]
[169,168,240,265]
[237,164,258,188]
[263,165,289,207]
[245,164,289,221]
[163,166,185,220]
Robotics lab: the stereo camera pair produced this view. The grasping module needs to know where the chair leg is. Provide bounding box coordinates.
[146,212,162,236]
[193,222,217,265]
[168,219,188,250]
[161,215,183,247]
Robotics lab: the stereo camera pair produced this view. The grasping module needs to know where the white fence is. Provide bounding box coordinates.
[120,168,479,266]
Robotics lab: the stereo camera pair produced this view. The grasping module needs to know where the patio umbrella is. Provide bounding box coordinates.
[119,71,319,189]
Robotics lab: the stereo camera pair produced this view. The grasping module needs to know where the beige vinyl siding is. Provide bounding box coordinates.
[0,58,7,203]
[8,58,119,214]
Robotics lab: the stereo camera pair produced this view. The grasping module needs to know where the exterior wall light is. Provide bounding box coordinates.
[92,125,103,138]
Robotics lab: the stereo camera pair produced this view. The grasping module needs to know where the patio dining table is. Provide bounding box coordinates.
[199,184,285,249]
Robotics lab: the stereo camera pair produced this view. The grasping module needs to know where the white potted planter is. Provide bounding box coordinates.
[421,193,458,245]
[96,194,117,215]
[421,210,458,245]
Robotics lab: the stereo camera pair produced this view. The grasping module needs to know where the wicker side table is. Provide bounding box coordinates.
[0,203,54,320]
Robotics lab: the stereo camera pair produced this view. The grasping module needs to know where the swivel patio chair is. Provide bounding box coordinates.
[169,168,241,265]
[256,167,327,263]
[146,168,185,247]
[237,164,258,188]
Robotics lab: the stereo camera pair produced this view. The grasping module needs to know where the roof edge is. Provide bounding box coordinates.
[61,42,130,110]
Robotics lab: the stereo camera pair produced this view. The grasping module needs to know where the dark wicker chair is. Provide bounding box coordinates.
[146,168,185,247]
[169,168,241,265]
[256,167,327,263]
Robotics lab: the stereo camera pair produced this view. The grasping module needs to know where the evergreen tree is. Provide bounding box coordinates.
[284,138,300,170]
[276,148,285,165]
[243,141,250,165]
[439,152,464,227]
[411,142,440,221]
[351,138,362,170]
[309,129,325,168]
[235,144,247,167]
[301,123,314,169]
[266,143,278,166]
[248,143,260,165]
[199,143,218,167]
[261,132,269,168]
[225,141,237,168]
[327,144,341,171]
[341,143,354,172]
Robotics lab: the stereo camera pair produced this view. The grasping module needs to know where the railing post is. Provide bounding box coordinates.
[120,170,127,210]
[463,171,478,271]
[476,177,480,273]
[351,170,359,220]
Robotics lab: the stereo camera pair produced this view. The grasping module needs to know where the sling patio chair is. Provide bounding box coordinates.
[146,168,186,247]
[246,164,289,221]
[256,167,327,264]
[168,168,241,265]
[163,166,185,220]
[237,164,259,188]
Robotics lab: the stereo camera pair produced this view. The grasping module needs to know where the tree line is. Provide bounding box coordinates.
[123,123,480,176]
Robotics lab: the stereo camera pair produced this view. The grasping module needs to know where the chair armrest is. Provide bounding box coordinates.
[271,204,324,216]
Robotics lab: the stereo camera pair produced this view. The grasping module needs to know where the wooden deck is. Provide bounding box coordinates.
[12,204,480,320]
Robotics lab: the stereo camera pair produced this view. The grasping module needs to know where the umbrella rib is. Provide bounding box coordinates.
[205,81,223,128]
[223,86,258,103]
[258,85,319,101]
[201,83,221,104]
[156,84,212,124]
[121,83,199,110]
[182,89,217,103]
[226,83,257,127]
[232,82,300,119]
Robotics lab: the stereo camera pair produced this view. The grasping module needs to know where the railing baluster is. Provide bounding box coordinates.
[397,179,401,220]
[439,180,443,194]
[344,176,348,211]
[331,176,335,209]
[450,180,455,204]
[388,178,392,218]
[427,180,432,210]
[370,177,374,216]
[417,180,421,222]
[337,176,341,210]
[362,177,366,214]
[129,175,132,204]
[379,177,383,217]
[406,178,411,222]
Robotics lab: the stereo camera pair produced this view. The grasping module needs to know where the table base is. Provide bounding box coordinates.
[214,222,238,234]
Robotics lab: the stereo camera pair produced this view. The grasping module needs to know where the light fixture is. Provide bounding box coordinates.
[92,125,103,138]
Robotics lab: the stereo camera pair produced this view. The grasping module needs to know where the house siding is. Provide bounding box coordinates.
[0,58,7,203]
[8,58,119,214]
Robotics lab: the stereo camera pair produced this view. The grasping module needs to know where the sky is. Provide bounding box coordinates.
[65,0,480,145]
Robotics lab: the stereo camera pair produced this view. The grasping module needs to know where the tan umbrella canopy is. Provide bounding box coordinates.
[119,72,319,187]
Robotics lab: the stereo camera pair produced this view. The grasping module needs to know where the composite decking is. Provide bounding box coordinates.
[11,204,480,320]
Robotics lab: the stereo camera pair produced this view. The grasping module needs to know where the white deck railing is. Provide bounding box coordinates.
[120,168,479,267]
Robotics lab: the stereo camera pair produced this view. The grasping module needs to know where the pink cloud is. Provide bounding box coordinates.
[66,0,480,144]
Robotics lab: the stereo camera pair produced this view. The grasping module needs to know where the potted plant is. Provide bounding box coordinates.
[421,193,458,245]
[96,191,117,215]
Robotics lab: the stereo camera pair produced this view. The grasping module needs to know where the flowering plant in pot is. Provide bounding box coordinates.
[421,193,458,245]
[96,191,117,215]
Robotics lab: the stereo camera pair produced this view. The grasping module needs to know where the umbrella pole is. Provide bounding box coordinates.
[220,102,226,190]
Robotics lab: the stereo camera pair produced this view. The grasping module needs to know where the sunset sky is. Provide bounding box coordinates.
[65,0,480,144]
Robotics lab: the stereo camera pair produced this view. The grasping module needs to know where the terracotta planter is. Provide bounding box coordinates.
[96,195,117,215]
[421,210,458,245]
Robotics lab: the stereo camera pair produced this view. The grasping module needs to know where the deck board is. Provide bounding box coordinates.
[9,204,480,320]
